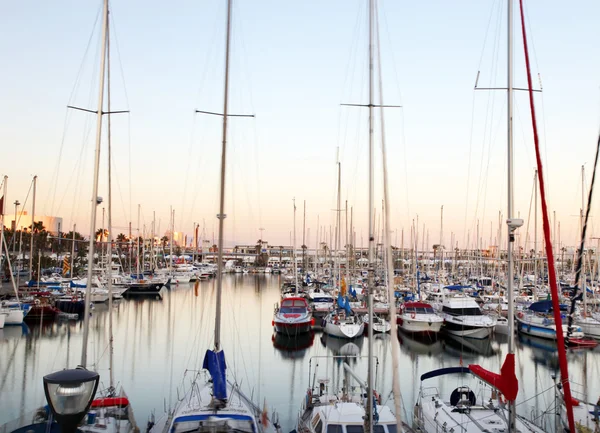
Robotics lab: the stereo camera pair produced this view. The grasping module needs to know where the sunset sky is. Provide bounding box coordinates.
[2,0,600,251]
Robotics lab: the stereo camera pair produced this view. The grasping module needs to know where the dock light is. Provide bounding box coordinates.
[43,367,99,433]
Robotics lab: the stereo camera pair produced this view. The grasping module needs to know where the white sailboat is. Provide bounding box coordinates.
[149,2,280,433]
[415,0,544,431]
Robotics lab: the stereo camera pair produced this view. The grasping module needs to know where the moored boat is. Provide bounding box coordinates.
[273,297,313,336]
[397,302,443,335]
[440,296,496,339]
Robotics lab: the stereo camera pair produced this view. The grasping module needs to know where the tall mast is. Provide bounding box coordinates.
[534,170,538,290]
[71,224,76,279]
[0,177,6,282]
[214,0,233,351]
[29,175,37,279]
[170,208,174,271]
[136,204,141,277]
[106,14,115,389]
[506,0,516,428]
[581,166,586,309]
[81,0,109,368]
[366,0,375,431]
[293,198,298,293]
[337,161,341,289]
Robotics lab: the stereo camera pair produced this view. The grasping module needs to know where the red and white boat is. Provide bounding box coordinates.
[397,301,444,335]
[273,297,314,336]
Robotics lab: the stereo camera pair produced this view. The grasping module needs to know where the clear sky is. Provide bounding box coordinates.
[2,0,600,251]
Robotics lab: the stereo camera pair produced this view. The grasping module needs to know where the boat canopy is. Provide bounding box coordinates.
[528,300,567,313]
[420,366,470,381]
[444,285,471,291]
[403,302,432,309]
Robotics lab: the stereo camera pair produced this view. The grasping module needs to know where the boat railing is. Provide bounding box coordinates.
[420,386,440,399]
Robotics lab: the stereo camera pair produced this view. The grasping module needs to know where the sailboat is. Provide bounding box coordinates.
[298,1,407,432]
[3,2,138,432]
[148,2,280,433]
[415,0,548,431]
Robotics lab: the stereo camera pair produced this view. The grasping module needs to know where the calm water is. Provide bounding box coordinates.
[1,275,600,431]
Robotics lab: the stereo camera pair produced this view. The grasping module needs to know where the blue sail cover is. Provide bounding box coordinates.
[337,293,344,307]
[70,281,87,289]
[343,296,352,315]
[528,300,568,313]
[444,285,470,291]
[202,350,227,400]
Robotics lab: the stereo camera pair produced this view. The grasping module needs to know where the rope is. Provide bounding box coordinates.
[567,134,600,343]
[517,0,575,431]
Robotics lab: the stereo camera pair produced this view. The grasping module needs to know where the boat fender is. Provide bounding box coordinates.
[272,320,275,326]
[411,312,416,319]
[373,390,381,405]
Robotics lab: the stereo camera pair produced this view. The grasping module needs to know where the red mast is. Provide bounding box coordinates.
[518,1,575,430]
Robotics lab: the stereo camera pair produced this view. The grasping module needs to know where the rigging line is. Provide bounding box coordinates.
[567,131,600,331]
[521,1,550,193]
[47,3,102,216]
[518,0,575,431]
[468,0,504,238]
[378,1,409,223]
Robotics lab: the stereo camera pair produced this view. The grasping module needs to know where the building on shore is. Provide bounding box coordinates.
[4,211,63,235]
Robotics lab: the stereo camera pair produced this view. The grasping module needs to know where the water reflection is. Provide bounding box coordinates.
[1,275,599,433]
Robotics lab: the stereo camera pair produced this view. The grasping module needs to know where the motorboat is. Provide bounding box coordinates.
[397,302,443,335]
[439,296,496,339]
[273,297,313,336]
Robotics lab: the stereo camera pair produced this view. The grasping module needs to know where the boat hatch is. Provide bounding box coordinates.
[171,414,255,433]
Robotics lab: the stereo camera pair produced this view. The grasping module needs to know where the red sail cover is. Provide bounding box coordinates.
[469,354,518,401]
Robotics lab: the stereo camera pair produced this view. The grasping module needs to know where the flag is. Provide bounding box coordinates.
[341,277,347,296]
[62,256,71,276]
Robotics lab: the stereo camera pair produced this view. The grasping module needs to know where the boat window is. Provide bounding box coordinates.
[386,425,397,433]
[315,420,323,433]
[345,426,364,433]
[171,416,255,433]
[313,297,333,303]
[442,306,482,316]
[327,425,344,433]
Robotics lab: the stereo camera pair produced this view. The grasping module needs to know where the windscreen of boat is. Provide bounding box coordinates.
[280,299,307,314]
[442,306,482,316]
[406,307,435,314]
[171,415,255,433]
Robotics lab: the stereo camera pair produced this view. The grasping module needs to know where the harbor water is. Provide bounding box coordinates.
[1,275,599,432]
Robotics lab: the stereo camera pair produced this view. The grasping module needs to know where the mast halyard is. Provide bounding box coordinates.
[293,198,298,294]
[81,0,109,369]
[214,0,233,352]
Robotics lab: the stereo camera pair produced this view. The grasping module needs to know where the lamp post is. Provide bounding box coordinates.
[43,368,99,433]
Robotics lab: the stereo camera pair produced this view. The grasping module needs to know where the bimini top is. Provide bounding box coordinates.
[528,300,567,313]
[420,367,470,381]
[403,302,433,309]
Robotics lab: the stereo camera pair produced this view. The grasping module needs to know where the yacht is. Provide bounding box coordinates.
[440,296,496,339]
[397,302,443,335]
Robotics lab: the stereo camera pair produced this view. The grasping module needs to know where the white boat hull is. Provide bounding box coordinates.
[398,315,443,335]
[324,321,364,339]
[576,316,600,339]
[3,309,24,325]
[0,314,5,329]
